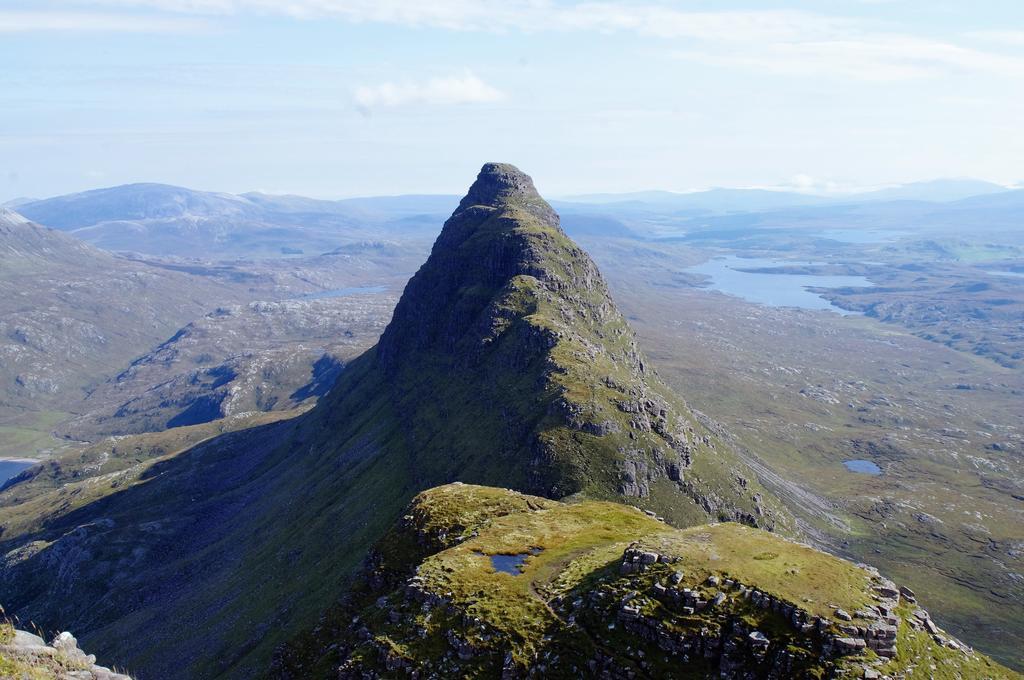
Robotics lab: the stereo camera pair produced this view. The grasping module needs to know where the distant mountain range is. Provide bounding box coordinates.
[563,178,1011,211]
[0,208,243,418]
[10,183,444,258]
[842,178,1010,203]
[0,206,416,459]
[9,178,1017,258]
[560,187,832,212]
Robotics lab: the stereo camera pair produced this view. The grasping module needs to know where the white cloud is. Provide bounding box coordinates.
[71,1,853,41]
[0,10,206,32]
[353,72,505,113]
[28,2,1024,79]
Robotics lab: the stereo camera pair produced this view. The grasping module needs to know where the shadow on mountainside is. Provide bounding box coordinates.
[0,355,419,679]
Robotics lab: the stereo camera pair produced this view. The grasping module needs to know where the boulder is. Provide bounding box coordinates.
[51,631,78,652]
[868,623,898,640]
[873,580,900,599]
[640,551,659,565]
[835,637,867,653]
[12,630,46,647]
[748,631,769,647]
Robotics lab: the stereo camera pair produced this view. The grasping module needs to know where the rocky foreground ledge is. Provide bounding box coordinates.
[274,483,1018,679]
[0,625,131,679]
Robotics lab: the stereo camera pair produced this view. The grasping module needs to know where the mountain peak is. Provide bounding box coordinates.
[454,162,557,223]
[367,163,780,526]
[0,163,788,679]
[375,163,573,373]
[460,162,537,204]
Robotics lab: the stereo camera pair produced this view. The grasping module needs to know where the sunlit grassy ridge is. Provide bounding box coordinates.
[320,483,1019,679]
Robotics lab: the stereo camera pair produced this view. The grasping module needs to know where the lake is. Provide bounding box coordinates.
[297,285,388,300]
[0,460,35,485]
[686,256,872,314]
[844,459,882,475]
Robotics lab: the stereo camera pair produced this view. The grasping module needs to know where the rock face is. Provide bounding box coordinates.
[0,164,782,679]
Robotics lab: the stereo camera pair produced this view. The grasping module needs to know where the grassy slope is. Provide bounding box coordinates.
[0,411,70,460]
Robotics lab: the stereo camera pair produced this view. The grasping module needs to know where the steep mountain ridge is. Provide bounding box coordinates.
[365,163,777,522]
[1,164,783,678]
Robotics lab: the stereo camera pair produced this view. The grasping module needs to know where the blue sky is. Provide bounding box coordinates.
[2,1,1023,200]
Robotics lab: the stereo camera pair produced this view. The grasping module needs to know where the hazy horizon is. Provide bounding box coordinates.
[2,173,1015,204]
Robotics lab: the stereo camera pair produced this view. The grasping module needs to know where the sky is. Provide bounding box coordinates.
[2,1,1024,200]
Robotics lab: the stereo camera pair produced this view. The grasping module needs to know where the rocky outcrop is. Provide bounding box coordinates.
[276,483,1016,680]
[615,545,979,679]
[0,627,132,679]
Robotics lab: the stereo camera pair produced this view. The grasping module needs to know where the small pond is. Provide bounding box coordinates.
[843,459,882,476]
[479,548,543,575]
